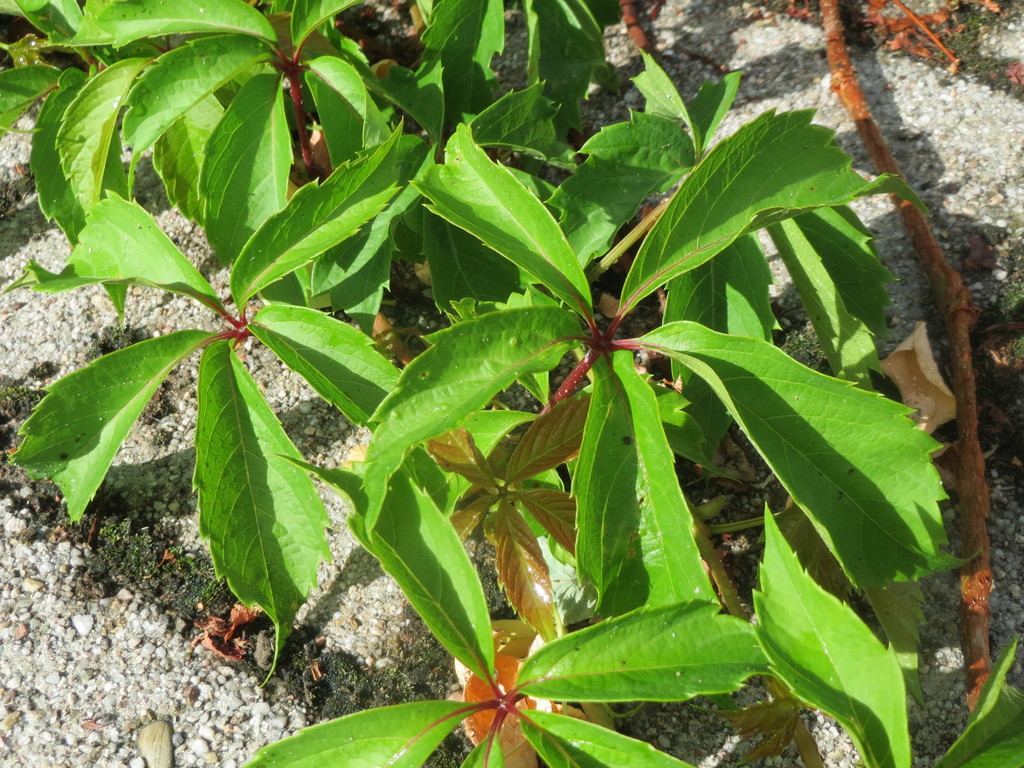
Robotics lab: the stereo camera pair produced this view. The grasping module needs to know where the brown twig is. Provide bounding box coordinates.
[372,312,417,367]
[820,0,992,710]
[620,0,653,53]
[889,0,960,72]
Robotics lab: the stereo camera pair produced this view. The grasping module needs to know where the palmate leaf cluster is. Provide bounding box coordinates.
[1,1,1021,767]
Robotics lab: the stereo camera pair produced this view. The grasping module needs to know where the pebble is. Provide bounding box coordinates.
[22,578,44,593]
[138,720,175,768]
[191,737,211,757]
[70,614,94,636]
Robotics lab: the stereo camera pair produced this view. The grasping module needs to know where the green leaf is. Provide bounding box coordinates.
[17,195,225,312]
[374,58,445,144]
[305,56,391,166]
[244,700,470,768]
[230,128,402,304]
[462,741,504,768]
[123,35,271,155]
[311,138,430,330]
[652,385,716,468]
[620,110,922,314]
[581,0,620,27]
[199,72,291,264]
[523,0,610,133]
[769,215,881,386]
[249,304,398,425]
[365,467,496,681]
[13,0,80,41]
[934,639,1024,768]
[152,95,224,223]
[57,57,147,210]
[0,65,59,132]
[575,353,713,615]
[788,205,894,337]
[755,512,911,768]
[30,68,88,241]
[469,83,562,160]
[93,0,277,44]
[641,322,958,588]
[549,111,695,266]
[194,342,330,668]
[664,232,775,341]
[466,410,537,455]
[422,215,526,312]
[364,306,581,527]
[12,330,212,521]
[522,710,699,768]
[518,601,766,702]
[417,125,590,313]
[421,0,503,121]
[687,71,742,155]
[865,581,925,704]
[290,0,361,47]
[631,52,688,126]
[633,59,741,158]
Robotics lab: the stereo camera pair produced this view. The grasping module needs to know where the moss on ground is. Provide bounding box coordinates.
[91,518,234,619]
[779,323,830,374]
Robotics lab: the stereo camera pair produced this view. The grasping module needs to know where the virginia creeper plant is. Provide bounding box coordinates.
[2,0,1022,766]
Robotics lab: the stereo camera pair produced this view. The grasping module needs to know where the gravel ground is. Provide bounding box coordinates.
[1,1,1023,767]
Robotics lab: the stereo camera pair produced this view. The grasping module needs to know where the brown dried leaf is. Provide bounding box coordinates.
[505,395,589,484]
[880,321,956,433]
[413,261,432,286]
[494,503,559,640]
[192,604,261,661]
[1006,62,1024,85]
[512,488,577,556]
[427,427,497,487]
[596,292,620,319]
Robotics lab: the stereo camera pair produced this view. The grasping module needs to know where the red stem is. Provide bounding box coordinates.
[285,65,315,177]
[548,348,598,409]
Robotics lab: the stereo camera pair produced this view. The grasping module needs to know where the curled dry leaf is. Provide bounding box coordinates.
[881,321,956,433]
[413,261,432,286]
[191,604,262,662]
[1006,62,1024,86]
[596,292,620,319]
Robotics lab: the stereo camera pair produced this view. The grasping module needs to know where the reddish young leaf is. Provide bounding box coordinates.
[512,488,577,556]
[494,502,559,640]
[450,490,498,539]
[505,395,589,484]
[426,427,498,487]
[715,695,802,762]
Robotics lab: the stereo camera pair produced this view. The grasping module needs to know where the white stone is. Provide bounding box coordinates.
[71,615,94,636]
